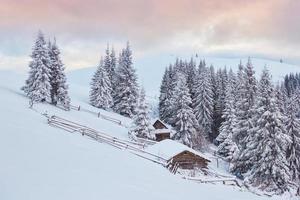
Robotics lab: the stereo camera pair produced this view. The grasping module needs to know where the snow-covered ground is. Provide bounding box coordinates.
[0,68,296,200]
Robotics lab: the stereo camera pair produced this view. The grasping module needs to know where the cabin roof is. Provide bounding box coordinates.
[151,118,173,128]
[146,139,210,162]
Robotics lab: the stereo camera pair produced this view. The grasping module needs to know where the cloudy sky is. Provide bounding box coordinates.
[0,0,300,71]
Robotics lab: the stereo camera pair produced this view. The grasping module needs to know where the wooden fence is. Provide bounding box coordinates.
[47,115,166,166]
[69,104,123,126]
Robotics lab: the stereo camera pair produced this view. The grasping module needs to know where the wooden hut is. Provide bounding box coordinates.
[151,119,171,142]
[167,150,210,172]
[147,139,210,173]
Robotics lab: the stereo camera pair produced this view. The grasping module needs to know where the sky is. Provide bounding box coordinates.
[0,0,300,71]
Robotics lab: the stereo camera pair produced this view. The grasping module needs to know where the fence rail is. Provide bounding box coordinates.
[69,104,123,126]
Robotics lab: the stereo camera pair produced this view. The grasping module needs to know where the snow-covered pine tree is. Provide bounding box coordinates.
[48,39,71,110]
[216,70,238,161]
[172,73,203,148]
[159,67,170,120]
[212,68,228,140]
[89,57,113,110]
[285,94,300,182]
[159,64,179,125]
[130,87,152,139]
[103,44,111,79]
[193,66,214,140]
[110,47,117,95]
[231,59,257,174]
[113,42,139,117]
[245,68,291,194]
[22,31,51,106]
[274,84,288,115]
[186,57,197,99]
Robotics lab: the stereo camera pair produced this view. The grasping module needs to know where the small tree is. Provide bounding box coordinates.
[130,88,152,139]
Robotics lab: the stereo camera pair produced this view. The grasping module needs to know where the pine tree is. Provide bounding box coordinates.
[231,59,257,174]
[48,39,71,110]
[90,57,113,110]
[22,31,51,106]
[193,66,214,140]
[173,73,203,148]
[131,88,152,139]
[159,67,170,120]
[113,42,139,117]
[286,94,300,182]
[110,47,117,94]
[186,57,197,98]
[212,68,227,140]
[245,68,291,194]
[216,70,238,161]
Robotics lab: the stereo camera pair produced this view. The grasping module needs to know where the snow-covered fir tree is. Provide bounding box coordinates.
[285,94,300,182]
[90,57,113,109]
[159,64,178,125]
[193,66,214,140]
[113,42,139,117]
[216,70,238,161]
[212,68,228,140]
[186,57,197,98]
[159,67,171,120]
[245,68,291,194]
[130,88,152,139]
[231,59,257,174]
[48,39,71,110]
[22,31,51,106]
[173,73,203,148]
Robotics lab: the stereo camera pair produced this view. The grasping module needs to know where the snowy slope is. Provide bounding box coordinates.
[0,70,293,200]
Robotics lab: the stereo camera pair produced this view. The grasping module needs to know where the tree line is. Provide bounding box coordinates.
[158,58,300,194]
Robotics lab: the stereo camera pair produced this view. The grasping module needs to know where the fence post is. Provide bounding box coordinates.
[98,112,100,118]
[78,105,80,111]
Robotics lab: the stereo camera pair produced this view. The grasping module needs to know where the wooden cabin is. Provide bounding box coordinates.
[147,139,210,173]
[151,119,171,141]
[167,150,210,172]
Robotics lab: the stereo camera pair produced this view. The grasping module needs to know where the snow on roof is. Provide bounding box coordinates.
[146,139,210,161]
[150,118,172,129]
[151,129,170,134]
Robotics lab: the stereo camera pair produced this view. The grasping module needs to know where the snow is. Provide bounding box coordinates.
[0,69,292,200]
[147,139,209,161]
[151,128,170,134]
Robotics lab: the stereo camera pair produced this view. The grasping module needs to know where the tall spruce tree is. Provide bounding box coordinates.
[113,42,139,117]
[286,94,300,182]
[193,66,214,140]
[231,59,257,174]
[245,68,291,194]
[48,39,71,109]
[22,31,51,106]
[216,70,238,161]
[173,73,203,148]
[90,58,113,109]
[130,88,152,139]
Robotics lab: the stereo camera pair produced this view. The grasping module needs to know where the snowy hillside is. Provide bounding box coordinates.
[0,70,296,200]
